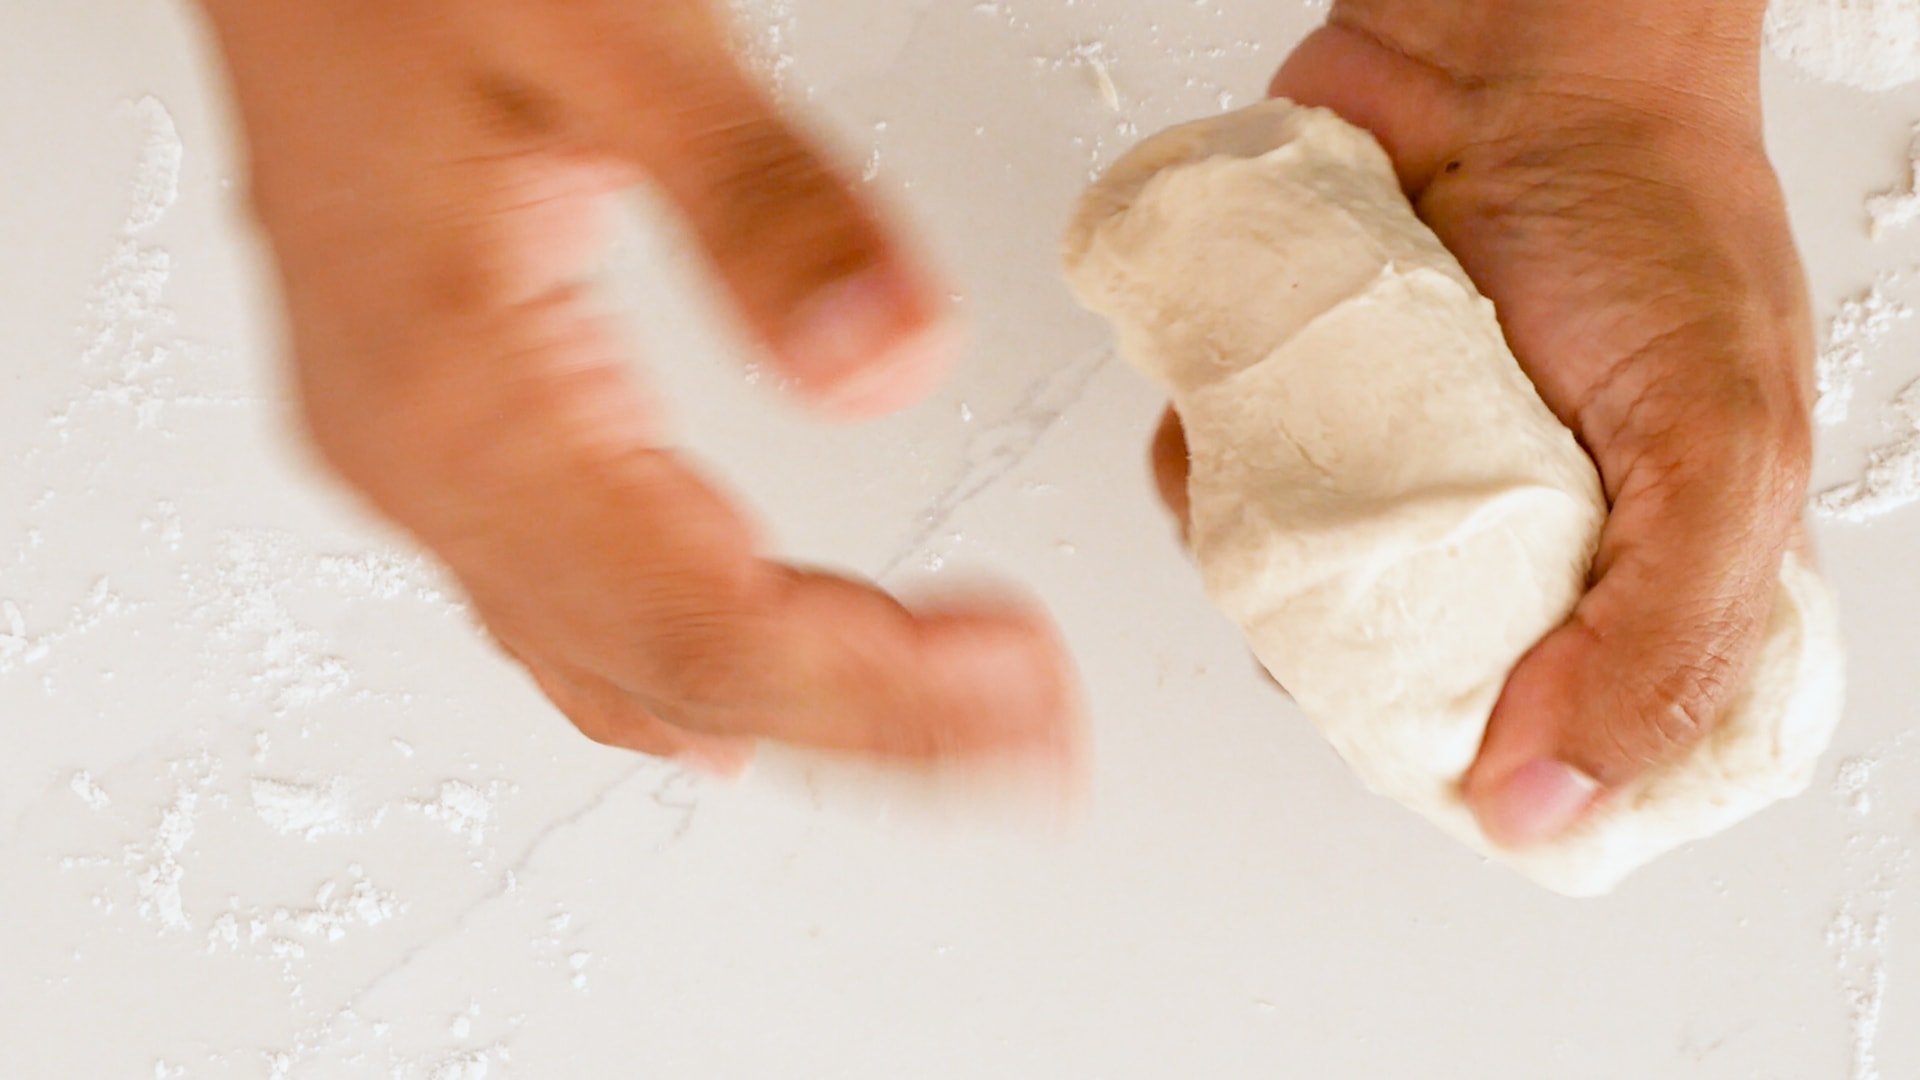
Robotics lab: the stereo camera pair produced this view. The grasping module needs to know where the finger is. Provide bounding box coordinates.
[515,651,756,777]
[1463,426,1805,848]
[1150,407,1192,542]
[1267,27,1470,192]
[644,99,956,419]
[376,303,1082,769]
[576,528,1084,767]
[503,0,957,418]
[658,570,1084,766]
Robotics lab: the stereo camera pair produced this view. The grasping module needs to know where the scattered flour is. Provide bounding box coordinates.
[249,777,365,841]
[1837,757,1877,816]
[275,872,401,943]
[188,531,463,717]
[535,907,595,989]
[70,770,112,810]
[192,534,356,715]
[125,96,183,233]
[51,93,220,444]
[1816,378,1920,521]
[1815,283,1912,426]
[729,0,799,93]
[205,867,401,958]
[1826,747,1912,1080]
[126,757,216,933]
[0,579,133,677]
[1867,126,1920,238]
[258,1003,516,1079]
[409,780,500,845]
[310,548,458,607]
[428,1051,492,1080]
[139,499,185,551]
[1766,0,1920,92]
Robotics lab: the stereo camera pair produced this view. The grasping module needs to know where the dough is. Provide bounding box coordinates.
[1062,100,1846,897]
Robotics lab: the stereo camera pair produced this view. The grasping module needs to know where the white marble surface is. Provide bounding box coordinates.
[4,1,1920,1077]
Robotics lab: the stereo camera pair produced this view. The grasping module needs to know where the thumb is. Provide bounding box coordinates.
[1463,436,1803,848]
[526,1,955,418]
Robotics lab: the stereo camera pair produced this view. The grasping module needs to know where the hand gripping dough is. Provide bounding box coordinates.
[1063,100,1846,897]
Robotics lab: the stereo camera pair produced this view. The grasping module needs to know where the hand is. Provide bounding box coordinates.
[1154,6,1813,846]
[196,0,1080,773]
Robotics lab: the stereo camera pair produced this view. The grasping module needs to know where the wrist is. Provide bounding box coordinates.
[1327,0,1765,114]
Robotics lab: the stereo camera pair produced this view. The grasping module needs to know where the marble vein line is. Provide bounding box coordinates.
[322,760,689,1014]
[874,346,1113,583]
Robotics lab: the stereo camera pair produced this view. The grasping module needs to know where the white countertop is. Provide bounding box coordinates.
[4,1,1920,1076]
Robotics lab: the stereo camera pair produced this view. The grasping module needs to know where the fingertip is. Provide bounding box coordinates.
[1467,758,1600,849]
[680,736,758,780]
[1465,624,1603,848]
[736,573,1086,775]
[783,267,959,420]
[1149,407,1192,534]
[915,608,1086,768]
[629,77,958,420]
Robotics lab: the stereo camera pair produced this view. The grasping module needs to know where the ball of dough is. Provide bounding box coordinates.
[1062,100,1846,897]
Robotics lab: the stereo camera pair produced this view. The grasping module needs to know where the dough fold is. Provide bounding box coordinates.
[1063,100,1845,897]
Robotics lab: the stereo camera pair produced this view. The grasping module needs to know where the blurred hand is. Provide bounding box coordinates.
[1154,10,1813,846]
[197,0,1079,773]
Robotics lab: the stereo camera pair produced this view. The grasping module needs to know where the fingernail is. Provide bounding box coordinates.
[786,270,955,418]
[1480,759,1599,849]
[681,740,757,781]
[944,634,1081,763]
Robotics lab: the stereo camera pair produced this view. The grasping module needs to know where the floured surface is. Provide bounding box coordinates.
[1819,377,1920,521]
[1814,279,1912,425]
[1867,126,1920,236]
[3,0,1920,1077]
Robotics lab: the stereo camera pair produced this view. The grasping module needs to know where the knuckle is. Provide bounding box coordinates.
[703,117,820,225]
[644,618,760,722]
[1612,625,1744,769]
[687,114,875,283]
[1646,666,1723,750]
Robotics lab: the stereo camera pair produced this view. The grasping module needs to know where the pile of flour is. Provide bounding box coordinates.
[1767,0,1920,92]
